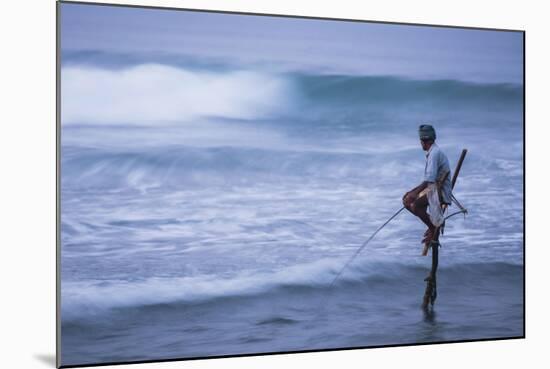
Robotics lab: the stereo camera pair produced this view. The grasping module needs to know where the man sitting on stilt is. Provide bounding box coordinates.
[402,124,452,255]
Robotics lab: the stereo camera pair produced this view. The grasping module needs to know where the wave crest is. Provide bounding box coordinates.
[61,259,521,322]
[61,64,295,124]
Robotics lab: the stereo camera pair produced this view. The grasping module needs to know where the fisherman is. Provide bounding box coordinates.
[402,125,452,255]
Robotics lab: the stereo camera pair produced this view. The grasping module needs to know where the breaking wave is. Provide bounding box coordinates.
[61,259,521,322]
[61,64,297,124]
[61,63,523,126]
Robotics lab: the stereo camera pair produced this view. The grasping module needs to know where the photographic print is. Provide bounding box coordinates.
[58,2,524,367]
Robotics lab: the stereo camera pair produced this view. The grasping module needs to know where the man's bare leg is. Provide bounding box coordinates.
[404,195,436,255]
[404,195,433,227]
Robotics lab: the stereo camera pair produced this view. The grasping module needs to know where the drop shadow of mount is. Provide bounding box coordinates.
[34,353,56,367]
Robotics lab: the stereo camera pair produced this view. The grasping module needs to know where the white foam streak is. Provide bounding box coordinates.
[61,64,293,124]
[61,258,342,320]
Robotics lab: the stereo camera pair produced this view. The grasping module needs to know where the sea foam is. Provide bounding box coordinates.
[61,64,295,125]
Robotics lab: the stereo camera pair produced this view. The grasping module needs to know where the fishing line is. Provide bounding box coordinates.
[444,209,467,221]
[329,206,406,288]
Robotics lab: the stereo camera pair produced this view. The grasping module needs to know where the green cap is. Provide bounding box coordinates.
[419,124,436,141]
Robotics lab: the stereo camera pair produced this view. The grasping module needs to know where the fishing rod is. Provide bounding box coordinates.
[328,202,467,289]
[329,206,406,288]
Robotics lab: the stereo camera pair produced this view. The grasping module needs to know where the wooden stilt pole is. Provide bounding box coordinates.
[422,149,467,309]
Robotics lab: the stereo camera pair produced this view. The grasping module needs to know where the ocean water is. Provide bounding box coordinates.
[60,57,523,365]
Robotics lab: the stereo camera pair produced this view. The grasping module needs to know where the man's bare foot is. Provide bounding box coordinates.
[421,229,434,256]
[422,243,430,256]
[422,229,434,244]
